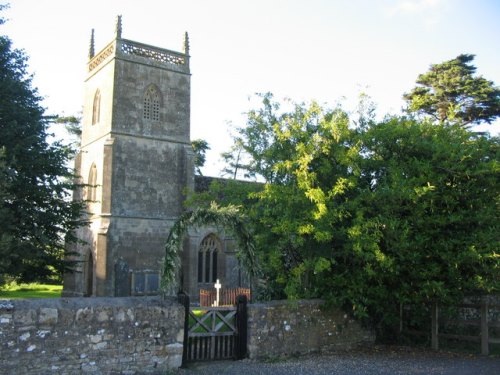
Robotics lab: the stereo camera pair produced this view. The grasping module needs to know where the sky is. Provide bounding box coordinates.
[2,0,500,176]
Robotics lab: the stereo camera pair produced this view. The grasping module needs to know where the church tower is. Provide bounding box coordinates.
[63,17,194,297]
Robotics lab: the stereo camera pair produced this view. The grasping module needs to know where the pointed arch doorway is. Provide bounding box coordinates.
[84,251,94,297]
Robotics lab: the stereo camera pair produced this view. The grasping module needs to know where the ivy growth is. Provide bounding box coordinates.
[161,202,261,292]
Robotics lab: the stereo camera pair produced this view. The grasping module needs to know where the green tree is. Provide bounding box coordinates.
[404,54,500,126]
[193,95,361,300]
[230,93,302,183]
[0,15,86,284]
[195,94,499,337]
[55,114,81,138]
[220,139,250,180]
[191,139,210,176]
[343,119,499,332]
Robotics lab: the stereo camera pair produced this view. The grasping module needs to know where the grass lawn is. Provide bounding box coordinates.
[0,283,62,299]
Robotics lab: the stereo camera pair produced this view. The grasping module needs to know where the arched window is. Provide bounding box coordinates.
[88,163,97,201]
[143,85,160,121]
[92,89,101,125]
[198,234,220,283]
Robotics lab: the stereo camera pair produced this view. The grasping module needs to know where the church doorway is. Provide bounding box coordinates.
[84,251,94,297]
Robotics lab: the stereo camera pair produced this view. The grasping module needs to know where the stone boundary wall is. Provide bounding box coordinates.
[247,299,374,359]
[0,297,184,374]
[1,297,374,373]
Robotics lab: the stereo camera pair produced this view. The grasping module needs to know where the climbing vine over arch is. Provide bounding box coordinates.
[161,202,260,291]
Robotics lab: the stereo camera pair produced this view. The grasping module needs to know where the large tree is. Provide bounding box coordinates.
[191,139,210,176]
[340,119,499,329]
[191,94,499,336]
[404,54,500,126]
[0,13,86,284]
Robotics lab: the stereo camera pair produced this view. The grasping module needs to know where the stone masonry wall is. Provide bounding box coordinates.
[0,297,184,375]
[1,296,374,373]
[247,299,374,359]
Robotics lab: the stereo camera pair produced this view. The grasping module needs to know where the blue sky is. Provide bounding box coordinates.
[2,0,500,176]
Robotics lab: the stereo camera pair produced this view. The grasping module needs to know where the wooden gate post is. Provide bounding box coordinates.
[236,294,248,359]
[178,292,190,367]
[431,302,439,351]
[481,297,489,356]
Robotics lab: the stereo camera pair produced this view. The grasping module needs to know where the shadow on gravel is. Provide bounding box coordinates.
[177,346,500,375]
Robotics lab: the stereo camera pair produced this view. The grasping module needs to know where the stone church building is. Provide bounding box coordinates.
[63,18,246,299]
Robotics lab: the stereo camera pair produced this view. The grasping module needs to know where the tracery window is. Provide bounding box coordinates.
[88,163,97,201]
[92,89,101,125]
[198,234,220,283]
[143,85,160,121]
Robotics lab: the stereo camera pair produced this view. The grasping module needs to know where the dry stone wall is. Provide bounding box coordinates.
[1,296,374,373]
[247,299,374,359]
[0,297,183,374]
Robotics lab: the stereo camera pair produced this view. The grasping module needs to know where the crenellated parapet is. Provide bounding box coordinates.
[88,40,115,72]
[87,16,190,75]
[119,38,189,71]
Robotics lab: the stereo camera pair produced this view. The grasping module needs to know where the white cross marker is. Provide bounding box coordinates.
[214,279,222,307]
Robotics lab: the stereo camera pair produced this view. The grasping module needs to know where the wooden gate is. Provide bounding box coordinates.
[178,293,247,365]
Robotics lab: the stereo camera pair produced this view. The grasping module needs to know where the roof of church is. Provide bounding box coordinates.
[194,175,262,193]
[194,175,219,193]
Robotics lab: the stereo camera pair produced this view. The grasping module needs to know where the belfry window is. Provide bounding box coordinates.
[143,85,160,121]
[198,234,220,283]
[88,163,97,201]
[92,89,101,125]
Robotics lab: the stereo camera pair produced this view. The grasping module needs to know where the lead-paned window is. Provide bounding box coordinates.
[198,234,220,283]
[143,85,160,121]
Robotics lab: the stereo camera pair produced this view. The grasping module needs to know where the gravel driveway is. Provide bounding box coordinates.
[177,347,500,375]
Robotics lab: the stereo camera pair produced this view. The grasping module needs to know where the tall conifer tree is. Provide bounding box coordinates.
[0,7,86,284]
[404,54,500,126]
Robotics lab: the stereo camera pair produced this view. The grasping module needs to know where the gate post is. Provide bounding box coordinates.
[431,302,439,351]
[236,294,248,359]
[178,292,190,367]
[481,297,489,356]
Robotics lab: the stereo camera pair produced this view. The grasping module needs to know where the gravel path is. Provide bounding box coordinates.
[177,347,500,375]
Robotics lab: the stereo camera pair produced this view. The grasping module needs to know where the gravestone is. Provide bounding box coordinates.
[114,259,129,297]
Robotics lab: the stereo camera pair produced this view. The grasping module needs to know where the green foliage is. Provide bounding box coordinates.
[220,138,251,180]
[185,178,262,210]
[349,119,498,331]
[404,54,500,126]
[229,92,312,183]
[55,114,82,139]
[191,139,210,176]
[162,203,261,292]
[0,24,87,285]
[191,93,499,337]
[0,4,6,25]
